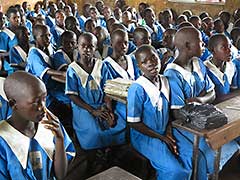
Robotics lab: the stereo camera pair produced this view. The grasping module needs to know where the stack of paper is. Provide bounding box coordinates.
[104,78,133,97]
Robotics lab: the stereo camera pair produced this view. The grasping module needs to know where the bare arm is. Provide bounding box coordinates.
[186,88,216,104]
[41,110,67,179]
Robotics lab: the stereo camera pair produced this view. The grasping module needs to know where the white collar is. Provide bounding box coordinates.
[0,77,8,101]
[104,56,135,80]
[165,57,204,84]
[30,47,52,66]
[69,59,102,88]
[135,75,169,110]
[3,28,15,40]
[56,49,78,68]
[0,120,55,169]
[80,15,87,22]
[14,45,27,62]
[204,60,235,85]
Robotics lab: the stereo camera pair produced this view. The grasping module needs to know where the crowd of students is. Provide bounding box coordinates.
[0,0,240,179]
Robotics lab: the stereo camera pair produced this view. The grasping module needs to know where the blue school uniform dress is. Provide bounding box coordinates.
[164,57,239,180]
[50,25,65,49]
[144,22,165,43]
[52,49,80,105]
[200,47,212,62]
[45,15,55,29]
[127,75,191,180]
[204,59,238,96]
[77,15,87,31]
[0,119,75,180]
[103,56,140,140]
[232,58,240,88]
[9,45,27,69]
[65,60,126,150]
[0,28,18,52]
[26,46,55,107]
[0,78,11,121]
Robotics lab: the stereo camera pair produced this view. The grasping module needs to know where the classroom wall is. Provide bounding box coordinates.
[1,0,38,12]
[76,0,240,18]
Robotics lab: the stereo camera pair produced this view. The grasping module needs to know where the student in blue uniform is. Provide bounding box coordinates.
[9,26,29,70]
[26,24,65,109]
[103,29,140,146]
[127,45,191,180]
[45,3,57,29]
[77,3,91,31]
[164,27,239,180]
[143,7,165,48]
[50,10,66,49]
[204,34,239,96]
[93,26,110,60]
[0,11,18,53]
[65,32,125,150]
[0,71,74,180]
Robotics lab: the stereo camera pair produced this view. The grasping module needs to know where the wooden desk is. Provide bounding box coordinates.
[87,166,141,180]
[172,91,240,180]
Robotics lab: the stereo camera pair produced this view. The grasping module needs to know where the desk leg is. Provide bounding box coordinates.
[193,135,200,180]
[212,148,221,180]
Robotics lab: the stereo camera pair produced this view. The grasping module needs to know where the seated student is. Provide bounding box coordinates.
[93,26,109,59]
[159,28,177,72]
[160,9,174,29]
[189,15,209,45]
[65,16,82,40]
[113,7,122,22]
[26,24,64,110]
[122,11,135,35]
[50,10,66,49]
[0,71,74,179]
[84,18,97,34]
[103,29,140,140]
[64,5,73,17]
[27,1,46,22]
[204,34,239,96]
[9,26,29,70]
[127,45,191,180]
[0,10,18,52]
[143,7,165,48]
[65,32,125,150]
[202,16,214,38]
[106,22,136,56]
[219,11,232,37]
[131,26,152,66]
[77,3,91,31]
[89,6,106,29]
[45,3,57,29]
[164,27,239,180]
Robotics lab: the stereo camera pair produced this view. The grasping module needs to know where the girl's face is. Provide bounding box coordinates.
[214,21,225,33]
[89,8,97,20]
[0,13,5,29]
[145,10,155,26]
[20,28,30,43]
[213,38,231,62]
[162,30,175,50]
[62,35,77,54]
[135,32,151,47]
[55,12,65,27]
[111,33,128,56]
[36,27,50,48]
[78,36,96,60]
[9,12,21,27]
[139,49,160,79]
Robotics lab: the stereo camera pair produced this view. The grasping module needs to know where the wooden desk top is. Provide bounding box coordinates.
[86,166,141,180]
[172,90,240,150]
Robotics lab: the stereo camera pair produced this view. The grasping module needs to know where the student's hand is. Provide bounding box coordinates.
[90,108,110,120]
[185,97,202,103]
[106,111,116,127]
[162,135,179,156]
[41,109,64,140]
